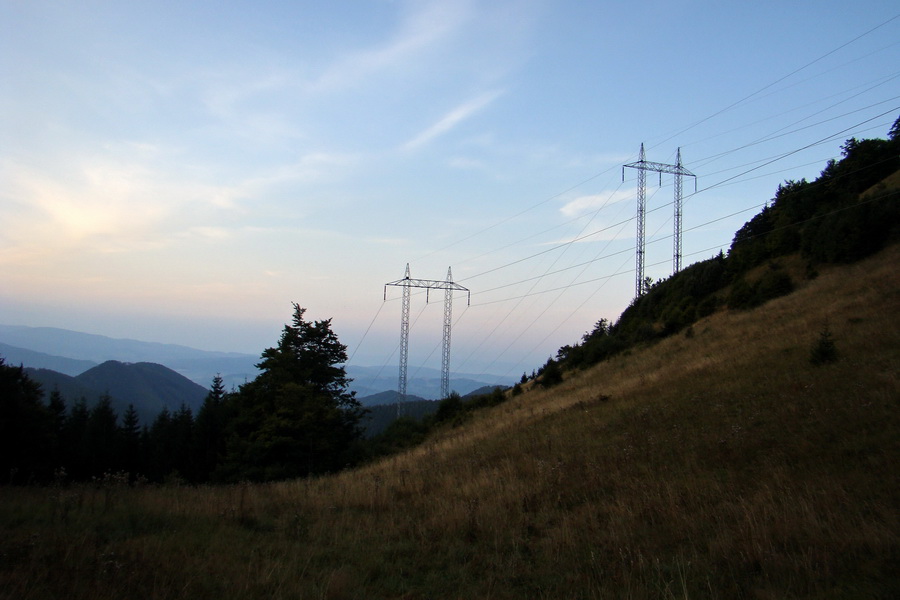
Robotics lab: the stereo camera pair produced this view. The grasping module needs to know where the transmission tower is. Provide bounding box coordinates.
[623,144,696,297]
[441,267,455,402]
[385,265,470,406]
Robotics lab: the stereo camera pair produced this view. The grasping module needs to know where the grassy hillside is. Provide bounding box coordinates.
[2,241,898,599]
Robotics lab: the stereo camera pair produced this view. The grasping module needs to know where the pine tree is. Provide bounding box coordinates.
[0,358,55,482]
[86,394,119,476]
[47,388,67,471]
[194,374,227,482]
[219,304,364,481]
[62,398,90,479]
[171,404,194,481]
[120,404,142,479]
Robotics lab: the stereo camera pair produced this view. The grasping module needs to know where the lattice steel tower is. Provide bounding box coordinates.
[385,265,470,404]
[623,144,696,297]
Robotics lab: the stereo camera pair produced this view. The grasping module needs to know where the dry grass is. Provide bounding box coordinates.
[2,245,899,599]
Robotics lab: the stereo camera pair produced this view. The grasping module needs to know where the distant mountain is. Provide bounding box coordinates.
[357,390,428,407]
[360,399,439,438]
[25,360,208,425]
[0,325,259,390]
[346,365,505,400]
[77,361,208,421]
[24,368,102,406]
[1,342,97,376]
[1,324,512,401]
[463,385,509,398]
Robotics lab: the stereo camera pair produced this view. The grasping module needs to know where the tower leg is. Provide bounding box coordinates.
[674,148,683,273]
[441,268,453,400]
[397,264,411,415]
[635,144,647,297]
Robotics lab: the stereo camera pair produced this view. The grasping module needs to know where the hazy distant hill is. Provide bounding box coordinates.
[0,342,97,376]
[25,360,208,425]
[463,385,508,398]
[0,325,259,389]
[0,325,505,398]
[77,361,208,421]
[359,398,439,438]
[23,368,101,406]
[356,389,428,407]
[346,365,503,400]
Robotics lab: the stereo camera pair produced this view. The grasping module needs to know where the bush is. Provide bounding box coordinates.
[727,278,757,310]
[696,295,719,317]
[756,268,794,303]
[728,268,793,310]
[434,392,464,424]
[538,359,563,388]
[810,325,838,365]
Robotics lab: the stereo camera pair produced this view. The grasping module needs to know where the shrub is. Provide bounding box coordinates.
[757,268,794,303]
[538,359,563,388]
[696,295,719,317]
[810,324,838,365]
[727,278,757,310]
[434,392,464,423]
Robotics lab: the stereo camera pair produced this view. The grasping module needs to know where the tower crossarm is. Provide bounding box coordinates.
[384,277,470,303]
[623,159,695,178]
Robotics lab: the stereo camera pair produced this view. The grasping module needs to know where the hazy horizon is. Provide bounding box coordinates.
[3,1,898,382]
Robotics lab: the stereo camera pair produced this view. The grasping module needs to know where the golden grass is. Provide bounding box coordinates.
[2,245,899,599]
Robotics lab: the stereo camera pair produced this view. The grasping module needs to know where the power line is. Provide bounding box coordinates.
[469,155,898,310]
[455,111,896,301]
[650,12,900,150]
[689,95,900,169]
[413,164,624,264]
[690,107,899,197]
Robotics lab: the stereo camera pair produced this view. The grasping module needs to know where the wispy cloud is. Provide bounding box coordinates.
[403,90,504,150]
[447,156,488,170]
[559,189,633,218]
[309,0,473,92]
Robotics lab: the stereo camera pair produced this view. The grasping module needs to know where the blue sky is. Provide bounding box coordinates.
[2,0,898,384]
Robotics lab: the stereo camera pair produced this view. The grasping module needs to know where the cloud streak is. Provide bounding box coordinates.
[559,189,633,218]
[308,0,473,92]
[403,90,504,150]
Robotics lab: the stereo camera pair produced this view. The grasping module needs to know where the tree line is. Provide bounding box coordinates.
[0,304,365,485]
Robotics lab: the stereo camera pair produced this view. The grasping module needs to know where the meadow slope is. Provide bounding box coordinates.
[2,244,899,599]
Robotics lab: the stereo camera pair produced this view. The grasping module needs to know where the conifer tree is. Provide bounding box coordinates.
[194,374,227,481]
[0,358,54,482]
[62,398,90,479]
[86,394,119,476]
[121,404,142,478]
[219,304,363,481]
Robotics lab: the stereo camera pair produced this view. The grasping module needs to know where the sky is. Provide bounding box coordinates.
[2,0,899,385]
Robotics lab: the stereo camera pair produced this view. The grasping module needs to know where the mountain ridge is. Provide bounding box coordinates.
[0,341,97,376]
[0,328,504,400]
[24,360,208,425]
[0,325,259,390]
